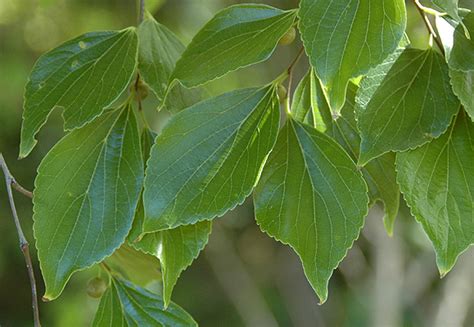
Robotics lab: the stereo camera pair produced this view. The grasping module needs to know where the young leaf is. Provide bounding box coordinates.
[93,277,197,327]
[356,48,460,165]
[129,129,212,307]
[20,28,138,158]
[308,78,400,235]
[138,14,199,112]
[396,112,474,275]
[172,4,297,87]
[143,86,279,232]
[253,118,369,303]
[33,104,143,300]
[448,12,474,71]
[298,0,406,115]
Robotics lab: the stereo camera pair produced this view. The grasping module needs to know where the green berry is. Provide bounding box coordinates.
[87,277,107,298]
[279,27,296,46]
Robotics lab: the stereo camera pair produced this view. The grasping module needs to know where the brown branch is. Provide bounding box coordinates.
[0,153,40,327]
[413,0,445,56]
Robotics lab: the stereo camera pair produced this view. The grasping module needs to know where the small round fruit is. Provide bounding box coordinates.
[279,27,296,46]
[277,85,287,102]
[87,277,107,298]
[135,79,149,100]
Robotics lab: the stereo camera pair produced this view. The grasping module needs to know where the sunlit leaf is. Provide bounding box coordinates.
[143,86,279,231]
[34,104,143,300]
[356,48,459,165]
[20,28,138,158]
[172,4,297,87]
[298,0,406,115]
[396,111,474,275]
[254,117,369,303]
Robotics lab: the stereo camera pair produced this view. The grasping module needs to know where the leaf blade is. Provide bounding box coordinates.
[309,78,400,235]
[34,105,143,300]
[254,118,369,303]
[298,0,406,114]
[20,28,138,158]
[93,277,197,327]
[172,4,297,87]
[356,48,460,165]
[396,112,474,275]
[138,15,200,112]
[143,86,280,231]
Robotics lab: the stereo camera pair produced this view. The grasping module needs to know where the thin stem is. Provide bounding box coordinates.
[286,46,305,114]
[138,0,145,25]
[11,178,33,199]
[0,153,40,327]
[413,0,445,56]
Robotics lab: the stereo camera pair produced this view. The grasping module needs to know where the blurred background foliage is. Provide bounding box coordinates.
[1,0,473,326]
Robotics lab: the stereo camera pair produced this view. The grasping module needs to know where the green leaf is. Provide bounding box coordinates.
[253,117,369,303]
[449,12,474,71]
[143,86,280,231]
[93,277,197,327]
[449,69,474,121]
[138,15,199,112]
[436,15,474,121]
[396,112,474,275]
[33,104,143,300]
[423,0,466,32]
[20,28,138,158]
[105,245,161,287]
[172,4,297,87]
[132,222,211,308]
[356,48,460,165]
[298,0,406,115]
[129,129,212,307]
[291,69,312,122]
[307,77,399,235]
[93,281,126,327]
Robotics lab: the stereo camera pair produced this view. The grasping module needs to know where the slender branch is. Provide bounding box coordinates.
[0,153,40,327]
[413,0,445,56]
